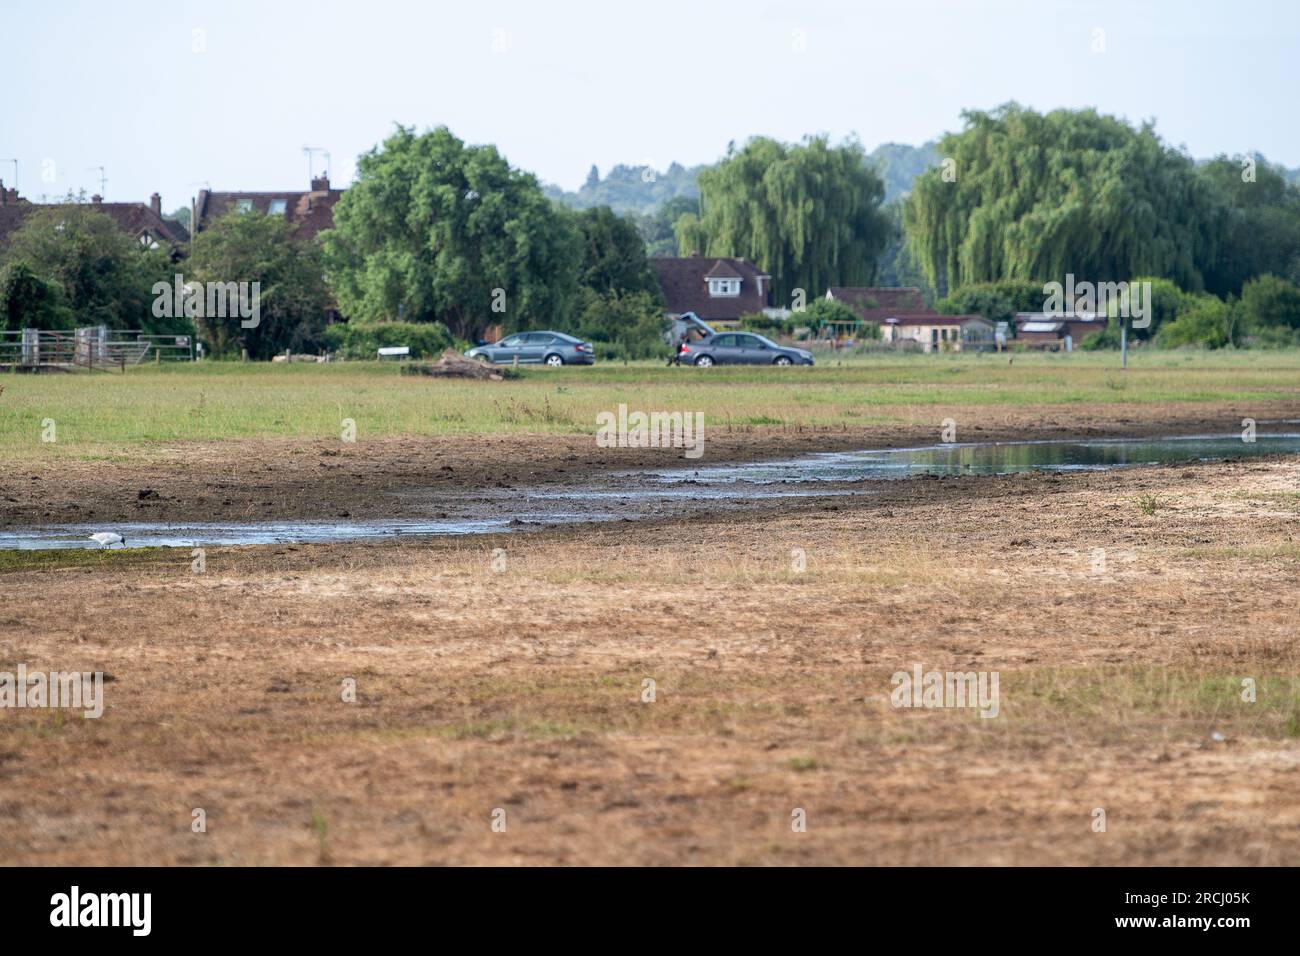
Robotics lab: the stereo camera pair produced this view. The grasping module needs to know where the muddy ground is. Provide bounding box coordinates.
[1,400,1292,528]
[1,402,1299,865]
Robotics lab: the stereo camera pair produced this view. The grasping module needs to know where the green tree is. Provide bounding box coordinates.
[3,205,172,330]
[323,125,582,342]
[1156,296,1235,349]
[187,209,330,359]
[905,104,1223,295]
[1115,276,1192,340]
[0,261,71,330]
[1198,156,1300,297]
[686,135,891,305]
[572,206,658,296]
[1237,274,1300,333]
[636,195,699,258]
[874,203,934,296]
[570,288,664,360]
[937,279,1044,323]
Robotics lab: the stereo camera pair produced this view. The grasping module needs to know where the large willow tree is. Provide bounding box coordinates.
[323,125,581,341]
[675,136,890,306]
[904,104,1223,295]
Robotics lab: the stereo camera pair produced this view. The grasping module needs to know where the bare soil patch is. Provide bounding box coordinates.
[1,451,1298,865]
[1,399,1292,528]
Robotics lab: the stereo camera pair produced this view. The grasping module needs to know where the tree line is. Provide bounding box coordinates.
[4,108,1299,357]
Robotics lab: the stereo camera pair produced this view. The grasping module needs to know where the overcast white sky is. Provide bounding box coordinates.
[3,0,1298,211]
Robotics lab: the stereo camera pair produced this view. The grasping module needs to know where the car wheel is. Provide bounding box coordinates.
[774,355,793,366]
[473,353,491,363]
[544,354,564,367]
[695,355,715,368]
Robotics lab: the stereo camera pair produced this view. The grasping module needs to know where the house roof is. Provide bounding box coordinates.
[651,256,771,321]
[1014,311,1102,323]
[883,312,990,327]
[0,185,189,250]
[826,287,926,322]
[1015,312,1107,335]
[194,175,342,241]
[704,259,742,279]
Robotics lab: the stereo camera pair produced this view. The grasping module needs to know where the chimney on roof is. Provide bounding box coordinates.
[150,192,162,216]
[91,194,103,205]
[311,174,330,192]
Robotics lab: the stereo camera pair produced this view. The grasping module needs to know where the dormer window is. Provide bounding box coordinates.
[235,199,253,214]
[708,278,741,297]
[139,232,160,250]
[269,200,287,215]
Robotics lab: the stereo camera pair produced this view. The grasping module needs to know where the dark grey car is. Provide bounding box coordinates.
[680,332,814,367]
[465,331,594,366]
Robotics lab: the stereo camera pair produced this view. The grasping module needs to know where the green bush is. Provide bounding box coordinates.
[570,288,664,360]
[1156,297,1234,349]
[937,280,1043,323]
[323,320,455,359]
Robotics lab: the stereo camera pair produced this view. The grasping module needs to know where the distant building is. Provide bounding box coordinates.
[651,255,771,326]
[193,174,343,241]
[881,313,995,353]
[1013,312,1107,350]
[0,181,189,256]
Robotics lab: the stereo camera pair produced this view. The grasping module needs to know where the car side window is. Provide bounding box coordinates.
[529,333,555,344]
[738,335,764,348]
[498,336,523,347]
[713,334,734,347]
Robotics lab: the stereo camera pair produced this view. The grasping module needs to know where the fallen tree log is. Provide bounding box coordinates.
[401,349,510,380]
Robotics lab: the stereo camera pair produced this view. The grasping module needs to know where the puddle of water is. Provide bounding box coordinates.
[3,434,1297,550]
[0,513,611,551]
[637,434,1300,484]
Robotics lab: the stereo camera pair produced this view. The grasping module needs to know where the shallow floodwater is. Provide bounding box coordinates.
[2,434,1296,550]
[640,434,1300,484]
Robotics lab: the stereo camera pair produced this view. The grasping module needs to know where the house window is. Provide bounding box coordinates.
[234,199,253,214]
[268,199,287,215]
[708,278,740,297]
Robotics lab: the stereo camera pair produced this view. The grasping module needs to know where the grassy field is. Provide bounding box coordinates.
[1,350,1299,458]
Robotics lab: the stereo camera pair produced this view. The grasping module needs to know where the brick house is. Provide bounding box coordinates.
[651,255,771,327]
[192,174,343,241]
[0,181,189,256]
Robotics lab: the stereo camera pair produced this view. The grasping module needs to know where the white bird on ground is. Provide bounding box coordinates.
[88,532,126,548]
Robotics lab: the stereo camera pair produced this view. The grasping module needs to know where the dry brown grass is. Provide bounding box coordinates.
[1,455,1299,865]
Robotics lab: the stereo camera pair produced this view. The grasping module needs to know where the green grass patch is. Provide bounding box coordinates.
[0,547,169,573]
[1,349,1298,457]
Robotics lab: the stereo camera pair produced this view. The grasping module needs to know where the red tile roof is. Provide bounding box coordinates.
[826,287,926,322]
[0,184,189,250]
[651,256,771,321]
[194,175,342,241]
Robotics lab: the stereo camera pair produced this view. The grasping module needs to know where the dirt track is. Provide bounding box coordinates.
[2,408,1299,865]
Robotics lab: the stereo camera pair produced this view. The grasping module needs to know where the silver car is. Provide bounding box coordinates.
[465,331,595,366]
[681,332,814,367]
